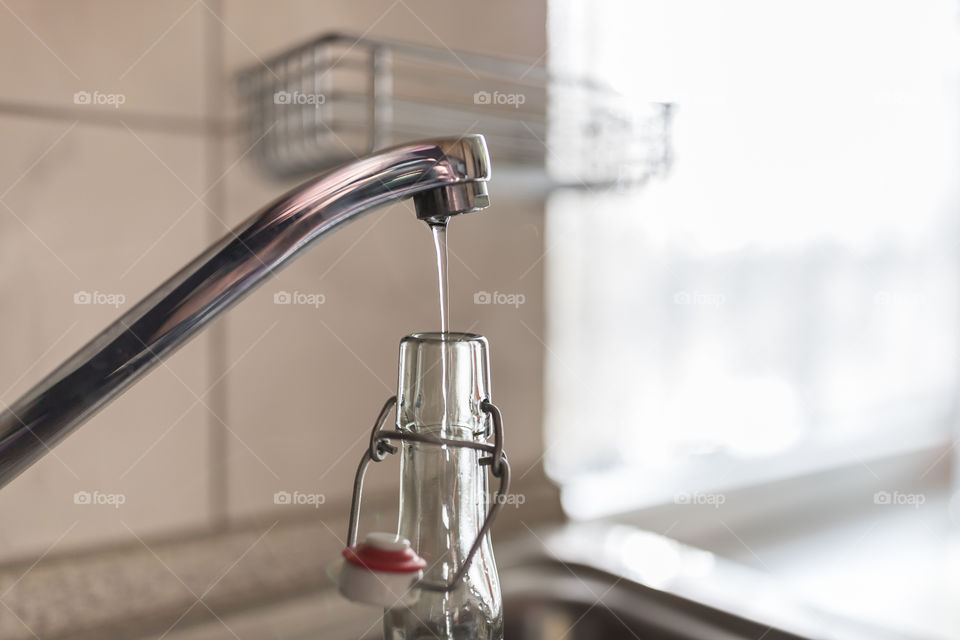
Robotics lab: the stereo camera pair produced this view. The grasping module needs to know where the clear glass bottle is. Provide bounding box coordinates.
[384,332,503,640]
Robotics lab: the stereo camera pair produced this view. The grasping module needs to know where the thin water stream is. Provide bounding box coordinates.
[430,220,450,334]
[428,219,451,431]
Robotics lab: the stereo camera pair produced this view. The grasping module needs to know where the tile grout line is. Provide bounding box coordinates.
[204,0,230,533]
[0,99,240,136]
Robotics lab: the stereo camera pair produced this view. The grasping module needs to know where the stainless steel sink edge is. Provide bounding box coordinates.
[495,522,915,640]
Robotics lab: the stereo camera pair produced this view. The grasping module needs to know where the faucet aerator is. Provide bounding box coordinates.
[415,181,490,224]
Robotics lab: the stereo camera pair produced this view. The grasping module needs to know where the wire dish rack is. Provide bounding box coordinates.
[237,33,671,187]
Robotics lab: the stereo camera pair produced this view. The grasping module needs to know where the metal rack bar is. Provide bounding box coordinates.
[237,32,671,186]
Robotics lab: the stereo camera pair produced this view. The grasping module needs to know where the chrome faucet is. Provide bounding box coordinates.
[0,135,491,487]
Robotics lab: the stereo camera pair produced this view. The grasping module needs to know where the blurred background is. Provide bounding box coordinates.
[0,1,957,639]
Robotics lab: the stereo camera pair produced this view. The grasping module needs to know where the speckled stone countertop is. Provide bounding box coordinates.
[0,472,561,640]
[0,515,344,640]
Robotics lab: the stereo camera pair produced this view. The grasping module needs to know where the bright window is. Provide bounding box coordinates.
[546,0,960,517]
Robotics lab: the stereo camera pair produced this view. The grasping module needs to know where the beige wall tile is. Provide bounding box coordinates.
[0,118,213,559]
[221,0,546,70]
[0,0,206,117]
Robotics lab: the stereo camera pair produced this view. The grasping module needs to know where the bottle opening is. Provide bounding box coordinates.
[398,333,491,439]
[407,331,483,343]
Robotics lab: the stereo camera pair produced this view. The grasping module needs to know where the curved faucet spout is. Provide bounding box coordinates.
[0,135,491,488]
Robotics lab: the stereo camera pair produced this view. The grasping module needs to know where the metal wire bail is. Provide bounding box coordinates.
[345,395,511,594]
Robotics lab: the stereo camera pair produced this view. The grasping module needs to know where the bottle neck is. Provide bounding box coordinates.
[397,425,488,580]
[387,333,502,638]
